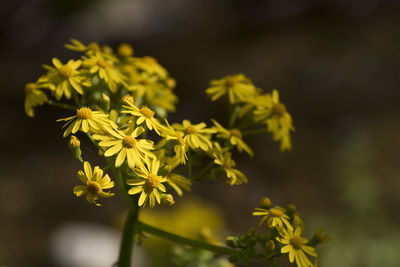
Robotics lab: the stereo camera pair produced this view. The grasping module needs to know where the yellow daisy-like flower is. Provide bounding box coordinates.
[206,74,257,104]
[126,158,167,207]
[57,107,111,137]
[161,120,188,164]
[122,101,164,134]
[24,83,48,117]
[211,119,253,157]
[252,206,293,231]
[96,126,155,169]
[39,58,90,100]
[276,227,318,267]
[133,56,168,79]
[73,161,114,206]
[173,120,216,151]
[83,53,126,93]
[254,90,294,151]
[212,143,248,185]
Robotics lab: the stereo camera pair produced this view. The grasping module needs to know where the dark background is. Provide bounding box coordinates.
[1,0,400,266]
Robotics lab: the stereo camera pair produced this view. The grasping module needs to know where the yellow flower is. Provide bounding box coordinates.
[24,83,48,117]
[161,120,188,164]
[211,119,253,157]
[252,206,293,231]
[173,120,216,151]
[122,101,164,134]
[206,74,257,103]
[57,107,111,137]
[133,56,168,79]
[126,158,167,207]
[96,126,155,169]
[254,90,294,151]
[39,58,90,100]
[73,161,114,206]
[212,143,247,185]
[83,53,126,93]
[276,227,317,267]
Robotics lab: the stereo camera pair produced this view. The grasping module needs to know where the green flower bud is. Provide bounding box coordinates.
[259,197,272,209]
[68,135,82,162]
[265,240,275,252]
[161,194,175,206]
[225,236,239,248]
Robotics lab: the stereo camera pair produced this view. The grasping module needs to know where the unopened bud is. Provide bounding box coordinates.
[286,204,296,218]
[100,93,110,112]
[265,240,275,252]
[68,135,82,162]
[68,135,80,149]
[161,194,175,206]
[166,78,176,89]
[117,43,134,57]
[121,95,134,105]
[225,236,239,248]
[259,197,272,209]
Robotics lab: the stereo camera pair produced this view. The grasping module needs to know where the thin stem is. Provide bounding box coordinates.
[228,104,240,129]
[47,100,76,110]
[137,221,239,256]
[118,207,139,267]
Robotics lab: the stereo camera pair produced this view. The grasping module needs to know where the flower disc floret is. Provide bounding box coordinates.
[230,129,242,139]
[58,65,73,78]
[76,107,93,119]
[140,106,155,118]
[272,103,286,116]
[86,181,102,195]
[123,136,137,148]
[145,174,160,189]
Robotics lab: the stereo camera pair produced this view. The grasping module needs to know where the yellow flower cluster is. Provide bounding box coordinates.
[252,197,327,267]
[206,75,294,151]
[24,40,295,209]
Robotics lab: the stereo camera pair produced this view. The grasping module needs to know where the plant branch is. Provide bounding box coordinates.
[137,221,239,256]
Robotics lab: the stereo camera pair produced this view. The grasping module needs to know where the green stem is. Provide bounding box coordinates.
[137,221,239,256]
[229,104,240,129]
[47,100,76,110]
[118,208,139,267]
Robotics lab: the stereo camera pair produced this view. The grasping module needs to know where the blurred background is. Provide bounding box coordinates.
[1,0,400,266]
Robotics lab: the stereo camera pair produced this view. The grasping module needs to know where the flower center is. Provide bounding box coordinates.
[123,136,136,148]
[87,42,100,52]
[289,236,303,250]
[97,58,110,68]
[223,162,232,169]
[230,129,242,139]
[24,83,36,94]
[76,107,93,119]
[185,126,197,135]
[272,103,286,116]
[269,208,284,217]
[59,65,72,78]
[86,181,101,195]
[225,76,238,87]
[146,173,160,189]
[140,106,154,118]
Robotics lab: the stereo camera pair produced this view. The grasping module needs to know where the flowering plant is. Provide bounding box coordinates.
[25,39,328,267]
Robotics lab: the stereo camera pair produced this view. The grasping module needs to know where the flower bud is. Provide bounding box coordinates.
[68,135,80,149]
[225,236,239,248]
[121,95,134,105]
[117,43,134,57]
[265,240,275,252]
[259,197,272,209]
[161,194,175,206]
[68,135,82,162]
[100,93,110,112]
[285,204,296,218]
